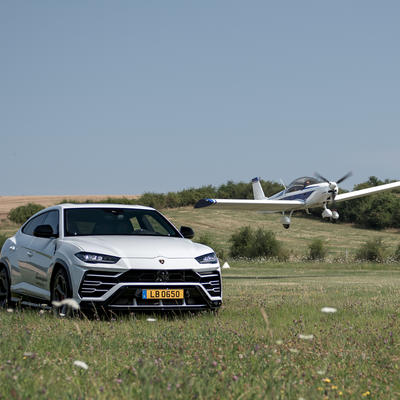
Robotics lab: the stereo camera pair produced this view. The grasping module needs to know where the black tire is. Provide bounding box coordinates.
[0,265,11,309]
[51,268,73,317]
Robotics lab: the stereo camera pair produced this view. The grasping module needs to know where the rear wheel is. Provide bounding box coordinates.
[51,268,72,316]
[0,266,10,308]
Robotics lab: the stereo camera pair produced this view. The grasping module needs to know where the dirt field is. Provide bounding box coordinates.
[0,195,139,221]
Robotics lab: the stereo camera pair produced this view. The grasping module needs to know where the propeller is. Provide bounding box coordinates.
[314,171,353,203]
[336,171,353,184]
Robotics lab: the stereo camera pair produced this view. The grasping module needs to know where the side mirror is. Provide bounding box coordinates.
[34,224,57,239]
[180,226,194,239]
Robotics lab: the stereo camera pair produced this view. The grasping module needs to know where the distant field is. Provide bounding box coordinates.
[1,263,400,399]
[0,194,139,221]
[1,196,399,259]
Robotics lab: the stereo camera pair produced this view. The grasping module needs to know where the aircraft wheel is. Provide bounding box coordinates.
[283,224,290,229]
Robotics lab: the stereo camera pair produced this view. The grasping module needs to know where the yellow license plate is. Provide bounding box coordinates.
[142,289,184,300]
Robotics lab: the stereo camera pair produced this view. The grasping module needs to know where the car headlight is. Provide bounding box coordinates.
[75,252,120,264]
[195,252,218,264]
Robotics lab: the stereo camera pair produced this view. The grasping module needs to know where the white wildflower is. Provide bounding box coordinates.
[321,307,337,313]
[52,298,80,310]
[73,360,88,370]
[6,308,13,313]
[146,318,157,322]
[299,334,314,340]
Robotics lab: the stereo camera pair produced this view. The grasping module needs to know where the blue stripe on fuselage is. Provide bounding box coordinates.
[280,190,315,201]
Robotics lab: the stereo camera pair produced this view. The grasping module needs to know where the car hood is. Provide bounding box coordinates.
[64,235,212,259]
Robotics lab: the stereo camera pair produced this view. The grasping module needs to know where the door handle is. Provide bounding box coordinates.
[27,251,33,257]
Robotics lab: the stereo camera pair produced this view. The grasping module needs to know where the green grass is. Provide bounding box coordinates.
[2,263,400,398]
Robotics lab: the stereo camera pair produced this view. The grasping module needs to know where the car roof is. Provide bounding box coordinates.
[46,203,156,212]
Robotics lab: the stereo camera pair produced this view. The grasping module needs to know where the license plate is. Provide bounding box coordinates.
[142,289,184,300]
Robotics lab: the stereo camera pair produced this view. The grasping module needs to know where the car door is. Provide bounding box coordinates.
[14,212,47,292]
[28,210,59,296]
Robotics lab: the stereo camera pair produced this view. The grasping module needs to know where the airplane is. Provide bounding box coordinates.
[194,173,400,229]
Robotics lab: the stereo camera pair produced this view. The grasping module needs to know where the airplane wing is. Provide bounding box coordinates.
[335,181,400,202]
[194,198,305,212]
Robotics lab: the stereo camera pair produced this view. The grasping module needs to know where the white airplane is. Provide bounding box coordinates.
[194,173,400,229]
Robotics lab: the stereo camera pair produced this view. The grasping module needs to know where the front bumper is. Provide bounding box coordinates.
[78,269,222,311]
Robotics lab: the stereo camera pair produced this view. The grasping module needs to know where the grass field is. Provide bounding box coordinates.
[164,207,400,260]
[1,202,400,398]
[2,263,400,399]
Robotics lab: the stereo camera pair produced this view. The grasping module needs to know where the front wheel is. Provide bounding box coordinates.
[0,266,11,308]
[51,268,73,317]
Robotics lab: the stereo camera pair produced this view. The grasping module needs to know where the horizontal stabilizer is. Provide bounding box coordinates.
[194,199,216,208]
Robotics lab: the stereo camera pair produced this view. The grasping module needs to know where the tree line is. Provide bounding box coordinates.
[7,176,400,230]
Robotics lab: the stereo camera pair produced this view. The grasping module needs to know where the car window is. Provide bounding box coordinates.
[142,215,171,236]
[43,210,59,235]
[22,213,47,236]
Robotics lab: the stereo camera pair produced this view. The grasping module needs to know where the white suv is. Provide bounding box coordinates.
[0,204,222,313]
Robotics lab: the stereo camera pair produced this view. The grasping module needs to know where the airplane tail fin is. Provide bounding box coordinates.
[252,177,267,200]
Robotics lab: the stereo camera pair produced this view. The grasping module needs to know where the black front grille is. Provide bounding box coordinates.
[119,269,199,283]
[79,269,221,298]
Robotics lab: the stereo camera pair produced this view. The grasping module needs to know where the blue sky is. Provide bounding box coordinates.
[1,1,399,195]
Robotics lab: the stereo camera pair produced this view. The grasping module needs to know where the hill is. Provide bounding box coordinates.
[1,194,399,259]
[164,207,400,260]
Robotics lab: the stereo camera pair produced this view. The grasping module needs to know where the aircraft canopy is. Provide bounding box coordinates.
[287,177,321,192]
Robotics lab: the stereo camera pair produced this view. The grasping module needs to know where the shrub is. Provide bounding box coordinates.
[0,234,8,250]
[307,238,327,261]
[355,238,386,262]
[8,203,45,224]
[229,226,287,260]
[394,244,400,262]
[195,232,226,260]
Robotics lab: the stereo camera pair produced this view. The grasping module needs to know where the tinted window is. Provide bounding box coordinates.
[43,210,59,236]
[22,213,47,236]
[64,208,180,237]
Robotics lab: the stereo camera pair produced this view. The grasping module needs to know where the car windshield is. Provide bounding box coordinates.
[64,208,180,237]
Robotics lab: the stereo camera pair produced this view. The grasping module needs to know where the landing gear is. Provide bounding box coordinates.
[281,211,294,229]
[322,206,333,219]
[322,204,339,223]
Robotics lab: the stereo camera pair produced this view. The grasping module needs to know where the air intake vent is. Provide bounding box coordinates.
[198,271,221,297]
